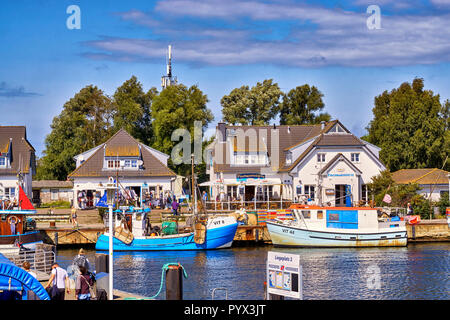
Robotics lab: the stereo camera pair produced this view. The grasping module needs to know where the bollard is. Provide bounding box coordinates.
[166,264,183,300]
[95,253,109,274]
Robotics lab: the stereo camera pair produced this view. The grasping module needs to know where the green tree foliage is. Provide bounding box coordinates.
[36,85,114,180]
[367,170,421,207]
[280,84,331,125]
[112,76,158,146]
[221,79,282,125]
[151,84,214,176]
[364,78,449,172]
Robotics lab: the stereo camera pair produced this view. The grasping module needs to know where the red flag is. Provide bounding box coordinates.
[19,186,35,210]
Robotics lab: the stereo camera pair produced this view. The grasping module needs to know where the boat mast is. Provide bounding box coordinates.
[191,154,197,215]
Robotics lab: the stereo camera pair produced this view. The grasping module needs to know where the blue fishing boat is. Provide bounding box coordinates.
[266,204,407,247]
[95,154,238,251]
[95,214,238,251]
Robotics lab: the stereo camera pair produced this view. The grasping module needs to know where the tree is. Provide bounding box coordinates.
[363,78,449,172]
[112,76,157,146]
[36,85,114,180]
[221,79,282,125]
[151,84,214,176]
[280,84,331,125]
[367,170,421,207]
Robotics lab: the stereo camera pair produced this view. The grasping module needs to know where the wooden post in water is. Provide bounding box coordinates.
[95,253,109,273]
[166,265,183,300]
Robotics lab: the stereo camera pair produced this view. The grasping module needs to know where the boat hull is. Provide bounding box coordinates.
[0,231,43,248]
[266,221,407,247]
[95,222,238,251]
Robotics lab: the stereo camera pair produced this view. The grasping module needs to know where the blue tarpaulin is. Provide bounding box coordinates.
[0,253,50,300]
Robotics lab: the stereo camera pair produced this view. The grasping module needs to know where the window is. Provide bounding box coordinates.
[0,157,5,166]
[5,187,15,198]
[124,160,131,167]
[304,185,315,200]
[285,152,292,165]
[351,153,360,162]
[50,189,59,201]
[301,210,311,219]
[329,124,345,133]
[317,211,323,219]
[317,153,325,163]
[131,160,137,168]
[107,160,120,168]
[251,155,257,164]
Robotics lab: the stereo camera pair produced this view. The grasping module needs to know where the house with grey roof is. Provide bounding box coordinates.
[0,126,36,201]
[68,128,177,209]
[204,120,386,207]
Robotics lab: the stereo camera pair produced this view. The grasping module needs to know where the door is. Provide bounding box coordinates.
[335,185,346,207]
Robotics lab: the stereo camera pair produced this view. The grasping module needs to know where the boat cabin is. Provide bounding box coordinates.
[288,204,403,231]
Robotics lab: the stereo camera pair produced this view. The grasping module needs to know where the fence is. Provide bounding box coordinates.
[204,200,293,211]
[3,244,55,274]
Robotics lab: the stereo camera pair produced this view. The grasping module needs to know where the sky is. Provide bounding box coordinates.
[1,0,450,157]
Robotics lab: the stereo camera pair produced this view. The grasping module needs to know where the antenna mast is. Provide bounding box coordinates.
[161,44,177,90]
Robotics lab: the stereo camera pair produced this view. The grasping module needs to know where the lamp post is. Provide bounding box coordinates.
[106,177,116,301]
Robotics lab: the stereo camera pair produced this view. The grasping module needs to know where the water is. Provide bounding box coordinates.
[55,243,450,300]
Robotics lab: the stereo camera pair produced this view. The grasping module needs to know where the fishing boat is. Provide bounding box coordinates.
[266,204,407,247]
[95,155,238,251]
[0,186,42,250]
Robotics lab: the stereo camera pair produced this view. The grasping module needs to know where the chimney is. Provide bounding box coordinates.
[217,122,227,142]
[321,121,325,130]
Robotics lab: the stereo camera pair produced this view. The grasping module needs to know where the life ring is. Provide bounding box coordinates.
[7,215,19,224]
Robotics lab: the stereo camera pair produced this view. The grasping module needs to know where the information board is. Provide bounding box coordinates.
[266,251,302,299]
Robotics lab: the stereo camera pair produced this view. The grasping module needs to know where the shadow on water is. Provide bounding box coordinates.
[55,243,450,300]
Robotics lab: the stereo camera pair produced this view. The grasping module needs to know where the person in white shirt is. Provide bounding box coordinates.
[44,262,70,300]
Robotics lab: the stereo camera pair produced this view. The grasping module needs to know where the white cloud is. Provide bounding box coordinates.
[83,1,450,68]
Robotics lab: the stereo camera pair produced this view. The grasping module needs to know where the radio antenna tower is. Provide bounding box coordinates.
[161,45,177,89]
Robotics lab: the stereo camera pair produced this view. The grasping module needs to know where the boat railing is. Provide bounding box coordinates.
[3,244,56,274]
[204,200,293,211]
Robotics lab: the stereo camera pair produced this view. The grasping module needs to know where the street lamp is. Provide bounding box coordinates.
[106,177,116,301]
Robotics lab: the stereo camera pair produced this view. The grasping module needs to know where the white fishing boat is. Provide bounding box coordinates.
[266,204,407,247]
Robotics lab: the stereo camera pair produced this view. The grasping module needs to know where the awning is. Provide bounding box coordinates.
[0,253,50,300]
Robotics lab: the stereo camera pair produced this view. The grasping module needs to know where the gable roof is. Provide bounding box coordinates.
[0,126,35,175]
[392,168,449,185]
[318,153,362,176]
[68,129,176,178]
[212,120,372,174]
[32,180,74,189]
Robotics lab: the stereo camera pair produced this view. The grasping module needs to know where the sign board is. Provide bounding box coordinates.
[237,173,265,181]
[266,251,302,299]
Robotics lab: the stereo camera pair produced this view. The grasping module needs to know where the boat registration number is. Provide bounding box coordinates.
[282,228,294,235]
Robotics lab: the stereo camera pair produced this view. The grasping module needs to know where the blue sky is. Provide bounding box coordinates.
[1,0,450,157]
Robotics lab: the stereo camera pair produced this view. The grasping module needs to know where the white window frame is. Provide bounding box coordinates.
[317,153,326,163]
[304,185,315,200]
[50,189,59,201]
[0,157,5,167]
[351,153,360,163]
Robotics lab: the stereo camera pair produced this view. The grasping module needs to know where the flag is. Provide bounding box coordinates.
[382,193,392,204]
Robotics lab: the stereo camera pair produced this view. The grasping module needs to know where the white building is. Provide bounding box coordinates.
[68,129,177,209]
[205,120,386,207]
[0,126,35,202]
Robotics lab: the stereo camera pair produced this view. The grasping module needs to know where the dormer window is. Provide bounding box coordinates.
[107,160,120,168]
[0,157,5,167]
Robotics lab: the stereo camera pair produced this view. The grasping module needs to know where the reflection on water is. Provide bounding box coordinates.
[56,243,450,300]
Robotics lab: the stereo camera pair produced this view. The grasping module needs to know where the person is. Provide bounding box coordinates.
[75,265,95,300]
[23,261,38,300]
[23,261,37,279]
[71,206,78,229]
[45,262,70,300]
[73,248,90,271]
[407,203,413,215]
[8,215,20,235]
[202,191,208,202]
[172,197,179,216]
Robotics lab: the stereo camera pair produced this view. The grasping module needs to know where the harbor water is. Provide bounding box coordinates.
[56,243,449,300]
